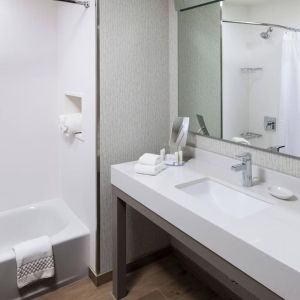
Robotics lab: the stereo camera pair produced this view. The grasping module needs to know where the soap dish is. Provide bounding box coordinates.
[165,161,185,167]
[268,186,294,200]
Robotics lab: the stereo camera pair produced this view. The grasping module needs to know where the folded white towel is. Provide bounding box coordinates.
[135,162,166,176]
[138,153,163,166]
[59,113,82,137]
[232,137,251,146]
[13,236,55,289]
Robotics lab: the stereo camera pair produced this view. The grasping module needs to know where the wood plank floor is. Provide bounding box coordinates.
[36,255,224,300]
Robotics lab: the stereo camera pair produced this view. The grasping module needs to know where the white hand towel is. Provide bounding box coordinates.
[59,113,82,136]
[232,137,251,146]
[13,236,55,289]
[138,153,163,166]
[135,162,166,176]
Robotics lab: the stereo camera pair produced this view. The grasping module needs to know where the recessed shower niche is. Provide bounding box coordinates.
[60,92,84,141]
[64,92,82,114]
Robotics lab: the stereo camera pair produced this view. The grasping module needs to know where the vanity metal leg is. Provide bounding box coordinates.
[112,194,127,299]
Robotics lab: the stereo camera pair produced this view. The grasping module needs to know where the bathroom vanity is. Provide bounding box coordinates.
[111,149,300,300]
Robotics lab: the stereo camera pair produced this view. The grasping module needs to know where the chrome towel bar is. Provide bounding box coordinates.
[223,20,300,33]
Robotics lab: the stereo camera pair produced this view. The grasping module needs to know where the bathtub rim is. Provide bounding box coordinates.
[0,198,90,263]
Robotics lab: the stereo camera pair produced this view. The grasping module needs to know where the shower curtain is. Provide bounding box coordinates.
[279,32,300,157]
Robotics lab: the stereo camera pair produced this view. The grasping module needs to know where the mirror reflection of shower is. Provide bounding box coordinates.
[222,0,300,156]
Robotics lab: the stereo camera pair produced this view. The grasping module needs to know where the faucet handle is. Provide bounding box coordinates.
[236,152,252,161]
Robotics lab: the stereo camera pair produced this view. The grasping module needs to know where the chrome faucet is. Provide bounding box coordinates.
[231,153,253,187]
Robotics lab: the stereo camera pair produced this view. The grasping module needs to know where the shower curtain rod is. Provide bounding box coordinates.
[53,0,90,8]
[222,20,300,33]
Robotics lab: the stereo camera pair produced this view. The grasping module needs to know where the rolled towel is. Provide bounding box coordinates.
[135,162,166,176]
[232,137,251,146]
[59,113,82,137]
[138,153,163,166]
[13,236,55,289]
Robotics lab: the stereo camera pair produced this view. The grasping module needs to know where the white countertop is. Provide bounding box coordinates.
[111,149,300,299]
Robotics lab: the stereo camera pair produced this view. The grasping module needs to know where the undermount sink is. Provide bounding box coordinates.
[177,178,271,219]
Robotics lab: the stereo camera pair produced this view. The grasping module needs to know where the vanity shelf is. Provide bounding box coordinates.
[240,132,262,140]
[240,67,263,73]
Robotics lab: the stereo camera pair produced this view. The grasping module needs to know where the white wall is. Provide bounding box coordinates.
[56,0,97,271]
[0,0,60,212]
[222,5,250,140]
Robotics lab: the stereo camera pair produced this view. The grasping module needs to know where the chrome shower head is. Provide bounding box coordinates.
[260,27,273,39]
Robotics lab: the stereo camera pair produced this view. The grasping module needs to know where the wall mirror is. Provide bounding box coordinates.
[177,0,300,158]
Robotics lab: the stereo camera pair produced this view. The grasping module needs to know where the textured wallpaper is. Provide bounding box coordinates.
[169,0,179,130]
[99,0,171,273]
[191,134,300,178]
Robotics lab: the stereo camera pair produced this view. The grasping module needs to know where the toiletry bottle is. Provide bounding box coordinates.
[160,148,166,161]
[175,152,179,165]
[179,150,183,165]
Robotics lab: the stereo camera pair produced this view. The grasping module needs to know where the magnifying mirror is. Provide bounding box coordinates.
[169,117,190,153]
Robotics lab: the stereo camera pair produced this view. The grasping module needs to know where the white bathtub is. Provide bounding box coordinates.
[0,199,90,300]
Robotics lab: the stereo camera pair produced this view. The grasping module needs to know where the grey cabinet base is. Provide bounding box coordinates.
[112,185,282,300]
